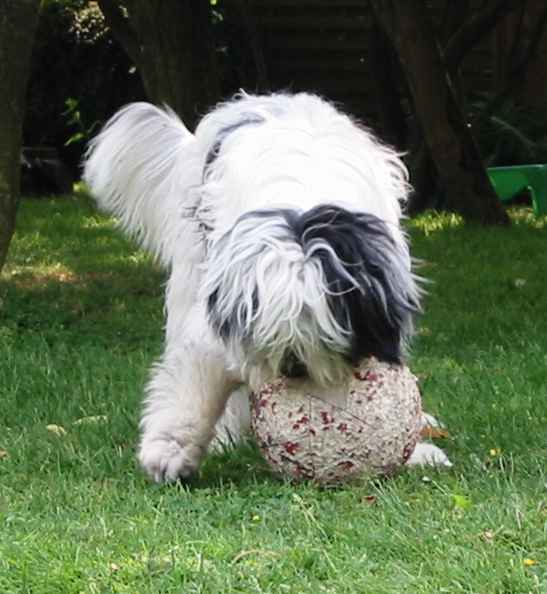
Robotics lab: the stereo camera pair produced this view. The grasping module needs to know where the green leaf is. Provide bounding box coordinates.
[453,495,472,510]
[65,131,85,146]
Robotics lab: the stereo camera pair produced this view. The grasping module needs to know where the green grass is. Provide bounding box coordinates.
[1,196,546,594]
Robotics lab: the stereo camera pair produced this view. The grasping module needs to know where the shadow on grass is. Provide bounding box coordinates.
[2,196,166,348]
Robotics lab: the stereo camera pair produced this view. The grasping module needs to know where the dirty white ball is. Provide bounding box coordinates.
[251,358,422,484]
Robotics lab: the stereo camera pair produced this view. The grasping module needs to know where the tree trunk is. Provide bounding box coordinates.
[0,0,41,273]
[439,0,469,108]
[98,0,220,130]
[370,0,510,225]
[368,22,407,150]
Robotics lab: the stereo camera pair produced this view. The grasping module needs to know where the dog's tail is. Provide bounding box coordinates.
[83,103,197,267]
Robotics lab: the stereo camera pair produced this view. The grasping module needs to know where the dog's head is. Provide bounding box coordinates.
[203,204,421,388]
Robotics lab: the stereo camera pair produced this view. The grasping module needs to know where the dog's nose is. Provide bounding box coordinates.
[280,351,308,378]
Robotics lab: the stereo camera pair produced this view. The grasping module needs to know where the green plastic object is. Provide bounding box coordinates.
[487,164,547,216]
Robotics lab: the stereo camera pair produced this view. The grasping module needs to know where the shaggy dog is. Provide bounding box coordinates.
[84,92,450,482]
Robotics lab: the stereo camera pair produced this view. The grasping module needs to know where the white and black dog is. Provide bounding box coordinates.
[84,92,450,482]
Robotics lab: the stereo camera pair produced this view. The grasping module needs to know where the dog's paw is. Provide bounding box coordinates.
[138,437,203,483]
[420,412,445,429]
[406,442,453,468]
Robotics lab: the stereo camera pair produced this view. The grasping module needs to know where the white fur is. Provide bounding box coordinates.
[407,442,453,468]
[196,93,408,238]
[84,102,201,268]
[84,92,447,482]
[201,212,353,387]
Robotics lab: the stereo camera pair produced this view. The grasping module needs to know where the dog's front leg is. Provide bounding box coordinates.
[137,334,238,483]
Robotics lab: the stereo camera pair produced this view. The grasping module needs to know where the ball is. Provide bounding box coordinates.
[250,358,422,484]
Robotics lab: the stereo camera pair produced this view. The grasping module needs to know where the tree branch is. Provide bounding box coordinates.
[97,0,141,65]
[444,0,514,71]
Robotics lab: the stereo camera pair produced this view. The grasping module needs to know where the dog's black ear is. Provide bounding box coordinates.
[289,205,421,364]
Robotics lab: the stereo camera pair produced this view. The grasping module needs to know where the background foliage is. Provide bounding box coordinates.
[23,1,547,177]
[24,1,144,173]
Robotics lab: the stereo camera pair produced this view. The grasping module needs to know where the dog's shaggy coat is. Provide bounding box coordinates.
[84,92,449,482]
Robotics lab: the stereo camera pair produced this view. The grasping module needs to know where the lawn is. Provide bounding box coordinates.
[0,196,546,594]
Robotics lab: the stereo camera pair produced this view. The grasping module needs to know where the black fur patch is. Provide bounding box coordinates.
[283,204,419,364]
